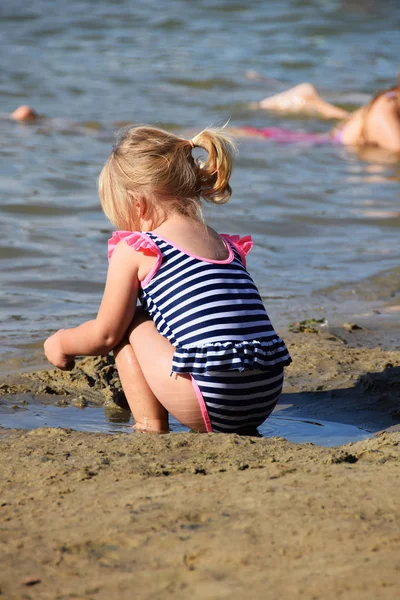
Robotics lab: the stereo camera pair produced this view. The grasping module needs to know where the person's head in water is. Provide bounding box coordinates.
[98,126,236,231]
[11,105,38,121]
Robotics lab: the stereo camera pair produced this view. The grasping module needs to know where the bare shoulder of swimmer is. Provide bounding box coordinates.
[364,94,400,152]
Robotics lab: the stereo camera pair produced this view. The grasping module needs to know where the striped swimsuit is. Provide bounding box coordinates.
[108,231,291,433]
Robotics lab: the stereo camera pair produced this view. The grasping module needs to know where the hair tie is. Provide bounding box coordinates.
[189,139,195,149]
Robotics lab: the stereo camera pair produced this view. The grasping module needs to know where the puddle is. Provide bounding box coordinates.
[0,400,371,447]
[258,415,371,447]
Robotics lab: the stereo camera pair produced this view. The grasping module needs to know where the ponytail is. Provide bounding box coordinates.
[99,125,236,231]
[191,128,236,205]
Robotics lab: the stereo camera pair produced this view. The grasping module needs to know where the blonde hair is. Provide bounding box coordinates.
[99,125,236,230]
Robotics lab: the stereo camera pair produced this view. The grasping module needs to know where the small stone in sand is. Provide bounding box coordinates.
[343,322,363,332]
[21,577,41,586]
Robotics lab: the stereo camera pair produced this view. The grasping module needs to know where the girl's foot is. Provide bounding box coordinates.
[133,418,170,434]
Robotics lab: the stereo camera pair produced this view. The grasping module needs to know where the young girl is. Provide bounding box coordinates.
[44,126,291,434]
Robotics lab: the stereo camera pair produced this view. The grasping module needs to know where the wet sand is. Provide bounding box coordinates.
[1,322,400,599]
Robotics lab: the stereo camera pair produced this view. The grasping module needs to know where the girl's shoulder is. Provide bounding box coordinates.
[220,234,253,267]
[220,234,253,254]
[107,230,160,261]
[107,231,162,285]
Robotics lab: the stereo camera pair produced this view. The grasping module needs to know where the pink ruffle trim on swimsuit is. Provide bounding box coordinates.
[108,230,160,260]
[242,126,332,145]
[107,231,163,286]
[171,339,292,375]
[220,234,253,267]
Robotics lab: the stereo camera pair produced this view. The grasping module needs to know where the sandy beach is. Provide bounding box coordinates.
[1,322,400,599]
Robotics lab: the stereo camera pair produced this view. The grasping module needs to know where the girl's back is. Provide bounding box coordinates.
[154,216,231,261]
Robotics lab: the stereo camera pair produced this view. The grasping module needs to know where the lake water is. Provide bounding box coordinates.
[1,0,400,359]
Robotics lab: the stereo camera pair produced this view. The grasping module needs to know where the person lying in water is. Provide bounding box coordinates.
[247,81,400,153]
[9,81,400,153]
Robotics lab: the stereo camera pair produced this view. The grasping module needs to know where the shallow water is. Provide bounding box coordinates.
[0,400,370,447]
[1,1,400,358]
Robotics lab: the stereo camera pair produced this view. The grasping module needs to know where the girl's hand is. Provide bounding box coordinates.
[44,330,75,371]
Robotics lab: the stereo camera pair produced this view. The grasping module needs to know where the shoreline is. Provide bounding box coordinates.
[1,320,400,438]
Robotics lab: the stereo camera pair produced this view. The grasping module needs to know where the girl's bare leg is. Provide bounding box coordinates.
[114,340,170,433]
[256,83,350,119]
[114,309,207,434]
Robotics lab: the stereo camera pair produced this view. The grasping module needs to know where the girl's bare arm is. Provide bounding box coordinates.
[44,241,140,368]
